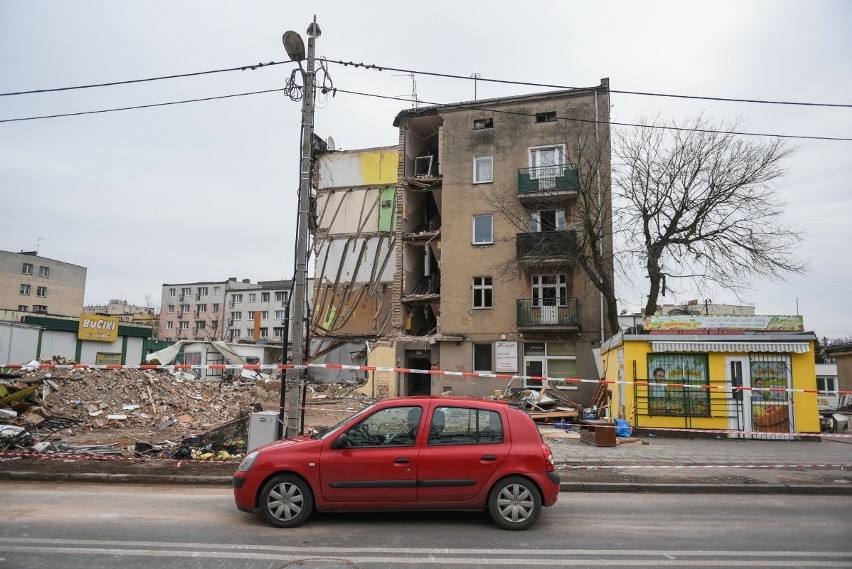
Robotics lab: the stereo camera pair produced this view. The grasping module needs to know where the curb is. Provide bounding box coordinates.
[3,470,852,495]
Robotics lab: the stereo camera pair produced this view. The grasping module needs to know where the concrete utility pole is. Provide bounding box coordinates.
[282,17,320,437]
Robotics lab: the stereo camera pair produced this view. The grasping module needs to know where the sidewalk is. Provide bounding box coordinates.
[541,428,852,494]
[2,432,851,494]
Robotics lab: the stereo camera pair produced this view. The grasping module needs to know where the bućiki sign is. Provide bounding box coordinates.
[78,313,120,342]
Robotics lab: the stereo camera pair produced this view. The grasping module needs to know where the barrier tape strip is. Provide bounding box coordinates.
[5,361,852,396]
[0,450,235,465]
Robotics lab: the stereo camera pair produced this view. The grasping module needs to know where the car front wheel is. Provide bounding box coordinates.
[487,476,542,530]
[258,474,314,528]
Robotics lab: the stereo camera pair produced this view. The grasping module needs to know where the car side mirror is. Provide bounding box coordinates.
[331,432,350,450]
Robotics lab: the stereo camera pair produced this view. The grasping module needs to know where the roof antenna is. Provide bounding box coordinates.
[393,73,418,108]
[471,73,481,101]
[36,236,44,255]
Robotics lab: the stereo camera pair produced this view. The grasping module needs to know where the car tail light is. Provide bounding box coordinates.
[541,443,555,472]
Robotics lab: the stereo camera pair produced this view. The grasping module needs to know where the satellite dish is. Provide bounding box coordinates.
[326,136,336,151]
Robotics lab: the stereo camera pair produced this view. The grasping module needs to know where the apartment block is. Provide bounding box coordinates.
[309,81,614,401]
[0,250,86,316]
[158,278,295,346]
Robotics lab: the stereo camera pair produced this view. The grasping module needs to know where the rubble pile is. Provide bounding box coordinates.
[1,359,375,449]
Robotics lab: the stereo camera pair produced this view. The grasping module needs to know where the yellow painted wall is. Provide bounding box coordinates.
[360,149,398,186]
[357,342,398,399]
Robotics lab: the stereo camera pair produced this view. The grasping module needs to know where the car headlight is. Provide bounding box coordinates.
[237,450,260,472]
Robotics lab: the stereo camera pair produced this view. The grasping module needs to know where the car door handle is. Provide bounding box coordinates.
[394,457,411,464]
[481,455,497,462]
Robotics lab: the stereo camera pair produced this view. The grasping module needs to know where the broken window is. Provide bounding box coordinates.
[535,111,557,123]
[473,118,493,129]
[472,276,493,308]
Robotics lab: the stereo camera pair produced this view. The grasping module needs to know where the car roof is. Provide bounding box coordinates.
[378,395,515,409]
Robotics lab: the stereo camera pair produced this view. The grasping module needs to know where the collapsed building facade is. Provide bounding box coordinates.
[311,81,613,404]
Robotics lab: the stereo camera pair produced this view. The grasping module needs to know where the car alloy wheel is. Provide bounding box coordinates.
[488,476,542,530]
[259,474,314,528]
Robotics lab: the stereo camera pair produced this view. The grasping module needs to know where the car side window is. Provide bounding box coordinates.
[428,407,504,446]
[345,406,422,448]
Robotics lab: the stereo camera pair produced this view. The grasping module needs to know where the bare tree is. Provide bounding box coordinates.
[614,116,807,317]
[483,119,620,334]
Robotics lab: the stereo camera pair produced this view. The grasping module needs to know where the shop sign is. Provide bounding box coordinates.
[495,341,517,373]
[643,314,803,332]
[78,314,119,342]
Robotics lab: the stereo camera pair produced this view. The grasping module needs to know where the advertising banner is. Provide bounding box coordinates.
[78,314,120,342]
[643,314,804,332]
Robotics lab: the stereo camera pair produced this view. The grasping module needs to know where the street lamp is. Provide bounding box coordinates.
[279,18,320,438]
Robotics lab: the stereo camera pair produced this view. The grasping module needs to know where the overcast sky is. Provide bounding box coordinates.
[1,1,850,339]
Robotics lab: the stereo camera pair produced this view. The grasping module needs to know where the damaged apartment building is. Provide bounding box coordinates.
[311,80,613,403]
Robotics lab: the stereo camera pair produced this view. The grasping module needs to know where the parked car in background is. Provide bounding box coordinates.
[232,396,560,530]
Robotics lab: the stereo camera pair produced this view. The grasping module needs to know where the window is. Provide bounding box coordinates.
[166,321,174,330]
[532,274,568,307]
[428,407,503,445]
[181,287,191,297]
[473,118,493,129]
[535,111,557,122]
[194,321,206,332]
[259,327,268,339]
[20,284,30,296]
[473,343,493,372]
[472,277,493,308]
[196,303,207,315]
[211,321,218,330]
[18,305,28,312]
[261,311,269,319]
[232,294,243,303]
[529,145,566,189]
[262,292,270,302]
[22,263,33,275]
[180,304,190,313]
[531,209,566,232]
[212,303,220,313]
[36,286,47,297]
[275,291,287,302]
[179,321,189,330]
[647,354,710,417]
[472,214,493,244]
[245,328,255,339]
[248,293,256,303]
[230,329,241,340]
[32,304,47,313]
[231,311,242,321]
[170,288,176,297]
[198,286,208,296]
[168,305,175,313]
[273,327,286,338]
[38,266,49,278]
[473,155,493,183]
[345,406,423,448]
[275,310,286,319]
[213,286,220,294]
[817,376,837,394]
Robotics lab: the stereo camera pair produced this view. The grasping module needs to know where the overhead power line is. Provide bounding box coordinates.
[325,58,852,109]
[0,61,290,97]
[0,88,284,123]
[332,87,852,142]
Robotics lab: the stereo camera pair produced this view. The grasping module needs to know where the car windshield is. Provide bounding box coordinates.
[312,402,377,440]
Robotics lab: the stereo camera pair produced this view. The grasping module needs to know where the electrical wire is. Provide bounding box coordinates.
[332,87,852,142]
[0,88,285,123]
[325,58,852,109]
[0,61,290,97]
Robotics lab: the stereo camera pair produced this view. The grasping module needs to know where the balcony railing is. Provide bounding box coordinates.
[516,230,577,261]
[516,298,580,328]
[517,166,579,194]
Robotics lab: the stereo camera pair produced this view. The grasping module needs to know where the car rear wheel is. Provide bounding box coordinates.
[259,474,314,528]
[487,476,542,530]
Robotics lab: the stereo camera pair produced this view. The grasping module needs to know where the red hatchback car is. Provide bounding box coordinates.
[233,396,560,530]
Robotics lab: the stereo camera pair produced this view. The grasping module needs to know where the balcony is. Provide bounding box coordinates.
[516,298,580,330]
[517,166,579,202]
[516,230,577,265]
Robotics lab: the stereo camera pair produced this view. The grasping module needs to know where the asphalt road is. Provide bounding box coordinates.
[1,481,850,568]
